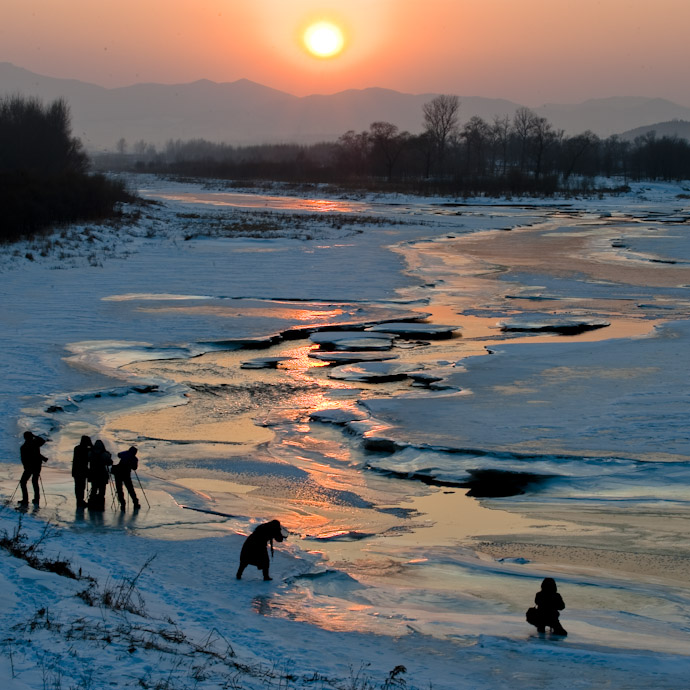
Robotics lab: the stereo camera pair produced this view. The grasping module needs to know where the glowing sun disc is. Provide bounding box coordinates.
[304,21,344,58]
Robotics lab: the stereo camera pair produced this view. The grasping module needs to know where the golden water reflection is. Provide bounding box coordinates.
[146,191,367,214]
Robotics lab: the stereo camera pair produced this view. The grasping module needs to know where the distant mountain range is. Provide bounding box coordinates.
[2,62,690,151]
[619,119,690,142]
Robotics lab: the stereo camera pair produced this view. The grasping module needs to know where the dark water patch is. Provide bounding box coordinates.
[366,465,553,496]
[462,469,554,497]
[376,506,420,519]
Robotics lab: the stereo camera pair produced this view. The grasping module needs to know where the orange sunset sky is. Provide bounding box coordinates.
[1,0,689,106]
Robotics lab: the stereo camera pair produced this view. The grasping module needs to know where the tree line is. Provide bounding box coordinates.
[98,94,690,196]
[1,96,129,242]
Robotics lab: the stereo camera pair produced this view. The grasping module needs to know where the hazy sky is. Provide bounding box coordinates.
[2,0,689,106]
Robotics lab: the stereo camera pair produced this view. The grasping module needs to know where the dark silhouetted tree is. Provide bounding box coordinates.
[0,95,127,240]
[368,121,409,181]
[422,94,460,176]
[512,106,537,174]
[561,131,599,181]
[461,116,491,176]
[0,95,88,175]
[337,129,371,178]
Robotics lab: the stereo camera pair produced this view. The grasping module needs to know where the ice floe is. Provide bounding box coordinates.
[309,350,400,363]
[365,322,460,337]
[328,361,424,383]
[309,330,396,351]
[498,313,610,334]
[240,356,293,369]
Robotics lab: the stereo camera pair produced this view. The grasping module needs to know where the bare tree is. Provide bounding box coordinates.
[422,94,460,176]
[368,121,409,181]
[513,106,537,173]
[561,130,599,181]
[337,129,371,178]
[491,115,511,176]
[461,116,491,175]
[531,116,561,180]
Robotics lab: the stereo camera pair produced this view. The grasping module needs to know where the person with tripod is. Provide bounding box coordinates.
[112,446,141,511]
[19,431,48,507]
[88,439,112,511]
[72,435,92,509]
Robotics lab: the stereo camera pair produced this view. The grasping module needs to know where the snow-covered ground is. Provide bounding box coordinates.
[2,175,690,688]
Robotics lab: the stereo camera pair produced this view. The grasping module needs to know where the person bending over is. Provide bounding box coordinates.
[112,446,140,511]
[236,520,286,581]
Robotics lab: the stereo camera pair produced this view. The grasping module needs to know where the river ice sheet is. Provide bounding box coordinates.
[2,177,690,688]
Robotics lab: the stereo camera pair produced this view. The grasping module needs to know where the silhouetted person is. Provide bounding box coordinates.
[72,435,92,509]
[88,439,112,511]
[527,577,567,636]
[236,520,286,581]
[112,446,140,511]
[19,431,48,506]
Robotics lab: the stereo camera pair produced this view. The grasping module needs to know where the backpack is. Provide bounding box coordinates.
[526,607,542,626]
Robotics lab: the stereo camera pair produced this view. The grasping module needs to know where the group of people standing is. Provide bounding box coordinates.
[72,435,141,511]
[18,431,141,512]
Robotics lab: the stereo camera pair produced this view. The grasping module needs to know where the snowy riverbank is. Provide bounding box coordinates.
[2,176,690,688]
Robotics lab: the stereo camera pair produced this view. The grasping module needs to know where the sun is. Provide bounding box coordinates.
[303,21,345,58]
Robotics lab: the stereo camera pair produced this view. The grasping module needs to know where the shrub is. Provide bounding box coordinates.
[0,95,132,241]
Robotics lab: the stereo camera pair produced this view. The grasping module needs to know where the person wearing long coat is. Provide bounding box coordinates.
[72,435,92,509]
[88,440,112,511]
[236,520,286,581]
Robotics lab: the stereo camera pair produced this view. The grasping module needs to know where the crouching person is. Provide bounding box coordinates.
[112,446,140,511]
[526,577,567,636]
[236,520,287,581]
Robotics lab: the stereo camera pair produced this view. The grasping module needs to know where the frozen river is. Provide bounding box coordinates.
[2,177,690,688]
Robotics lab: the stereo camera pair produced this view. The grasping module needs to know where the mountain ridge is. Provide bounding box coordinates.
[2,62,689,150]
